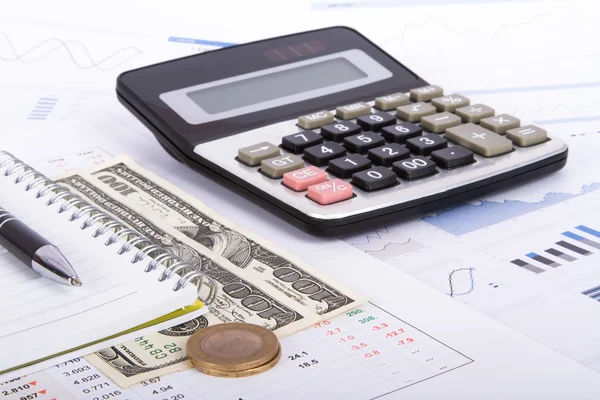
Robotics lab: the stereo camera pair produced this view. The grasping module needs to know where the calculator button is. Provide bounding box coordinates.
[283,166,327,191]
[405,134,448,155]
[506,125,548,147]
[328,154,372,178]
[261,155,304,179]
[393,157,437,180]
[375,93,409,111]
[352,167,398,192]
[307,179,353,205]
[445,123,513,157]
[420,112,462,133]
[431,94,470,112]
[281,131,323,153]
[430,146,474,169]
[356,112,396,131]
[298,111,334,129]
[367,144,410,166]
[304,142,346,166]
[238,142,280,166]
[455,104,495,123]
[321,121,361,141]
[409,85,443,102]
[480,114,520,134]
[343,132,386,153]
[381,122,422,143]
[396,102,436,122]
[336,102,372,119]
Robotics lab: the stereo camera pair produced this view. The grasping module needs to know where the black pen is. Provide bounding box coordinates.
[0,206,82,286]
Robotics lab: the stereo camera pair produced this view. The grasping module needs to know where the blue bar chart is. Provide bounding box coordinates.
[510,225,599,274]
[582,285,600,302]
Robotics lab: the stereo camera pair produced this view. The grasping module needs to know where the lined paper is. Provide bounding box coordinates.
[0,169,199,373]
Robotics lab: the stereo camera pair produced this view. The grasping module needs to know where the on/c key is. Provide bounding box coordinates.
[307,179,354,205]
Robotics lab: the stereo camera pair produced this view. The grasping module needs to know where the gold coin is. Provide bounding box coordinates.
[186,322,280,372]
[191,345,281,378]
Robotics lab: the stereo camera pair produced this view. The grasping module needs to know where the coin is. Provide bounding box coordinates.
[186,323,280,372]
[191,344,281,378]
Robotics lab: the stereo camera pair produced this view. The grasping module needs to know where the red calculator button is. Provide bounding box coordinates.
[307,179,353,205]
[283,166,328,191]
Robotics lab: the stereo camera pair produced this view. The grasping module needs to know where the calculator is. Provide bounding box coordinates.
[116,26,568,236]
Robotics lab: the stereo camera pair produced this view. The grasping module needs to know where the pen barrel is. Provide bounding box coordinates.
[0,217,51,269]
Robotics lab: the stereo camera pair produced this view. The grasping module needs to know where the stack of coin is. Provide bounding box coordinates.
[186,322,281,378]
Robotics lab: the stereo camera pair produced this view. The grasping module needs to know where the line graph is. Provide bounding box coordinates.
[423,182,600,236]
[0,31,143,70]
[447,268,476,297]
[343,226,427,260]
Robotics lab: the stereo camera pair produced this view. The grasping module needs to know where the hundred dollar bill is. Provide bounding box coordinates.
[55,174,320,387]
[74,154,366,317]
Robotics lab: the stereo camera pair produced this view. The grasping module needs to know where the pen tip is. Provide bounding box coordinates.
[70,277,83,287]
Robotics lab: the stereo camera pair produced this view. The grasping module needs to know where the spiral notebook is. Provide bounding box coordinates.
[0,151,215,375]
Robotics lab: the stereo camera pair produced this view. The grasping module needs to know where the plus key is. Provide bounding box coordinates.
[445,123,513,157]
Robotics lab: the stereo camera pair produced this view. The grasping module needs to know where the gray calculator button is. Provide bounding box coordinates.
[261,154,304,178]
[375,93,409,111]
[480,114,520,134]
[336,102,372,119]
[409,85,443,102]
[420,112,462,133]
[445,123,513,157]
[238,142,280,166]
[506,125,547,147]
[455,104,495,123]
[396,102,436,122]
[298,110,334,129]
[431,94,470,112]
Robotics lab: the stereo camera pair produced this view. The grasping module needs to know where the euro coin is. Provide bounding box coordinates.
[186,323,280,372]
[191,344,281,378]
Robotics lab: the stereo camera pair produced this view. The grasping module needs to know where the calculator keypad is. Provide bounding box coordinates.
[281,131,323,153]
[261,154,304,178]
[238,142,280,166]
[321,121,361,141]
[405,134,448,155]
[352,167,398,191]
[396,102,436,122]
[430,146,474,169]
[304,142,346,166]
[367,144,410,166]
[328,154,372,178]
[229,84,557,209]
[506,125,547,147]
[455,104,495,123]
[381,122,422,143]
[297,110,334,129]
[445,124,512,157]
[480,114,520,134]
[344,132,386,153]
[420,112,462,133]
[283,166,327,191]
[393,157,437,180]
[356,112,396,131]
[336,102,371,119]
[307,179,354,205]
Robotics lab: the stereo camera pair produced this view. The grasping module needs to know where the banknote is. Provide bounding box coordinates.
[55,174,320,387]
[77,154,366,317]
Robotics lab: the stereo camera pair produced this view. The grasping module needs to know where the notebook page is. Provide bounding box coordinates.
[0,170,198,372]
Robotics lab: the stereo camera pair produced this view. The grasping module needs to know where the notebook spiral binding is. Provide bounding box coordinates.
[0,151,217,305]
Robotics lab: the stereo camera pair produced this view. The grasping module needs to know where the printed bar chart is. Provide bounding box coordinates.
[510,224,598,274]
[582,285,600,302]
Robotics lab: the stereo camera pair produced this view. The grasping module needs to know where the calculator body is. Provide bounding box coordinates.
[116,26,568,236]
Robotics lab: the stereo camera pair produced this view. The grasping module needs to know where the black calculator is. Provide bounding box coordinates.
[116,26,568,236]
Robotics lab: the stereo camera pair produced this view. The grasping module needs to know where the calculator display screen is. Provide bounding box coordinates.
[187,58,367,114]
[159,49,393,125]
